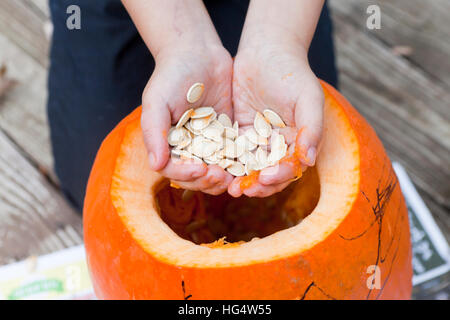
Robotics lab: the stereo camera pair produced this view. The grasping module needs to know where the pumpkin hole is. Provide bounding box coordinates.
[155,166,320,246]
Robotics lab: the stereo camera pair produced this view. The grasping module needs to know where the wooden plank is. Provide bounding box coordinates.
[0,0,49,67]
[330,7,450,209]
[0,129,82,266]
[0,32,54,179]
[329,0,450,89]
[23,0,50,18]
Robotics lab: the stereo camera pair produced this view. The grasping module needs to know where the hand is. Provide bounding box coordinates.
[141,43,235,195]
[228,38,324,197]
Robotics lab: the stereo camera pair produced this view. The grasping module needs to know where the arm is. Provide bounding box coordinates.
[122,0,234,195]
[121,0,222,59]
[229,0,325,197]
[239,0,324,52]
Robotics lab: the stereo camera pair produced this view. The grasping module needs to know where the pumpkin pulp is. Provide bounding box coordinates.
[156,167,320,246]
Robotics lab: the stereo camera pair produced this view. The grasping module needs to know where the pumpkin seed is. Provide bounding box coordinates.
[234,135,249,157]
[255,147,268,168]
[218,113,232,128]
[224,127,238,139]
[220,139,239,158]
[185,121,201,135]
[171,148,183,157]
[173,149,202,163]
[233,121,239,132]
[244,128,268,146]
[267,134,287,164]
[263,109,286,128]
[204,151,222,165]
[201,126,223,143]
[186,83,204,103]
[168,127,188,146]
[176,134,192,149]
[191,106,214,119]
[238,151,256,165]
[206,120,225,134]
[176,108,194,128]
[218,158,235,169]
[168,99,289,177]
[254,112,272,138]
[236,134,256,152]
[226,162,245,176]
[245,157,259,175]
[190,115,213,131]
[191,136,217,158]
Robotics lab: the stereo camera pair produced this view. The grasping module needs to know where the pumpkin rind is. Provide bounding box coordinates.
[83,82,412,300]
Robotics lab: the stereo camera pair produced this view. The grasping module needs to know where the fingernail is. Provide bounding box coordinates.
[305,147,316,166]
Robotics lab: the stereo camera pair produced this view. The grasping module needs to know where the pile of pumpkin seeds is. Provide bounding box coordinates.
[167,83,288,177]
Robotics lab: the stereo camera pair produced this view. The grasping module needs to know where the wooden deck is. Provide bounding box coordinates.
[0,0,448,291]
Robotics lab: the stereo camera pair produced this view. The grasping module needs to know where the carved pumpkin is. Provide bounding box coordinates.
[83,82,412,300]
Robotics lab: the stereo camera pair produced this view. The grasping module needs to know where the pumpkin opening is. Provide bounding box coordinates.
[156,167,320,246]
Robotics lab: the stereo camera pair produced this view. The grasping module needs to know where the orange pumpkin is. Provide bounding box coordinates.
[83,82,412,300]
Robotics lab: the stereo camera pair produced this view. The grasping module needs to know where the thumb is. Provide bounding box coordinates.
[294,80,324,167]
[141,88,171,171]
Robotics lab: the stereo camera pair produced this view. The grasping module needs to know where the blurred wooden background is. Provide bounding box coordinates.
[0,0,448,296]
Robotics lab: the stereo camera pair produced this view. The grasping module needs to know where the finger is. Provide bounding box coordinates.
[141,86,172,171]
[294,79,324,167]
[259,162,296,186]
[159,158,207,181]
[242,181,291,198]
[202,171,234,195]
[227,177,244,198]
[171,165,230,192]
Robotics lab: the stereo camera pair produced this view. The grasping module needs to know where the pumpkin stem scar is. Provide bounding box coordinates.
[181,280,192,300]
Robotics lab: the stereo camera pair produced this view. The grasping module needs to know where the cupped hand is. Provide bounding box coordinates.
[228,40,324,198]
[141,43,234,195]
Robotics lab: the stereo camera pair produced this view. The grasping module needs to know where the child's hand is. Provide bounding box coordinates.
[141,43,234,195]
[228,39,324,197]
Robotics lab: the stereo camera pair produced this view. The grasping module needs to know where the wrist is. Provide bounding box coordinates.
[237,26,309,61]
[238,0,323,56]
[122,0,223,61]
[155,40,229,65]
[153,29,223,62]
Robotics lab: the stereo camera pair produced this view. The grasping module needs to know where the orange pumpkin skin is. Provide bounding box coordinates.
[83,82,412,300]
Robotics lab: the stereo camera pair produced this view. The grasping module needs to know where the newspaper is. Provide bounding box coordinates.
[0,162,448,299]
[393,162,450,299]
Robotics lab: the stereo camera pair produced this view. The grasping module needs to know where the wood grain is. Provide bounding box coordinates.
[329,2,449,238]
[23,0,50,18]
[0,0,49,67]
[0,32,54,180]
[329,0,450,89]
[0,129,82,265]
